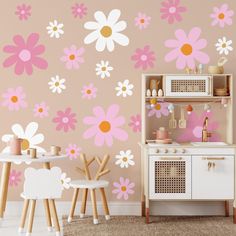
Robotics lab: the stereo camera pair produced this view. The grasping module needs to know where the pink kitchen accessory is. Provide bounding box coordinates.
[8,135,23,155]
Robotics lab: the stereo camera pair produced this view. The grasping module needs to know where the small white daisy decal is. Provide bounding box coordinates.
[115,80,134,97]
[48,75,66,94]
[96,60,113,79]
[115,150,135,168]
[46,20,64,38]
[215,37,233,55]
[84,9,129,52]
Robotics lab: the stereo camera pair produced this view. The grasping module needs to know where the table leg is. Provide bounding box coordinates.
[0,162,11,219]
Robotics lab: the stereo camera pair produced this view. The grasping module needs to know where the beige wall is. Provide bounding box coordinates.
[0,0,235,201]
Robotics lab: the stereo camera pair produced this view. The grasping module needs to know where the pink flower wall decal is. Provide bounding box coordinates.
[33,102,49,118]
[9,170,22,187]
[1,86,27,111]
[176,111,220,143]
[60,45,85,70]
[112,177,135,200]
[210,4,234,28]
[165,27,210,70]
[71,3,87,19]
[53,108,77,132]
[160,0,186,24]
[83,104,128,147]
[3,33,48,75]
[81,83,97,99]
[131,45,155,70]
[147,102,169,118]
[65,144,81,160]
[129,114,141,132]
[15,4,31,20]
[134,13,151,30]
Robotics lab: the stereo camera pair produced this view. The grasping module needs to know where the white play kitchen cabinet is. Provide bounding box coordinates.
[140,74,236,224]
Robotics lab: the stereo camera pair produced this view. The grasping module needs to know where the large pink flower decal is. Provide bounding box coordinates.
[53,108,77,132]
[210,4,234,28]
[3,33,48,75]
[176,111,220,143]
[165,27,210,70]
[83,104,128,147]
[160,0,186,24]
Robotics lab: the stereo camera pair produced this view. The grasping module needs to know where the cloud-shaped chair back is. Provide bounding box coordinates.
[23,167,63,199]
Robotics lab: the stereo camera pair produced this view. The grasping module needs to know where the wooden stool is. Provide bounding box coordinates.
[18,167,62,236]
[68,154,110,224]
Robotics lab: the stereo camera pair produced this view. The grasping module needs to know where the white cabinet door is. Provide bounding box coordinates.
[192,156,234,199]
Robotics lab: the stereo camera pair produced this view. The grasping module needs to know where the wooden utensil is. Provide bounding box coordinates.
[179,107,186,128]
[169,110,177,129]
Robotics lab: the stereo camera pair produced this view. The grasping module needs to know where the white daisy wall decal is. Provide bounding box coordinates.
[46,20,64,38]
[1,122,46,153]
[61,172,71,189]
[215,37,233,55]
[115,150,135,168]
[115,79,134,97]
[48,75,66,94]
[84,9,129,52]
[96,60,113,79]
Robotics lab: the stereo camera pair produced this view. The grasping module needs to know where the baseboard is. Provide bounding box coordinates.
[4,201,233,217]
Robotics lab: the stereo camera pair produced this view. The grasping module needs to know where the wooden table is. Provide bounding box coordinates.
[0,153,66,220]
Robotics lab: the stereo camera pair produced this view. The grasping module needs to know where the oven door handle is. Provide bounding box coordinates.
[160,157,183,160]
[202,157,225,160]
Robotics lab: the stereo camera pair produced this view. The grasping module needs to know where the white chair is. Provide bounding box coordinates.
[68,154,110,224]
[18,167,63,236]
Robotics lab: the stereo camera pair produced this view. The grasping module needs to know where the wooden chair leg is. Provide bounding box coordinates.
[49,199,60,236]
[80,189,88,218]
[225,200,229,217]
[18,199,29,233]
[100,188,110,220]
[26,200,36,236]
[90,189,98,224]
[43,199,53,231]
[68,188,79,222]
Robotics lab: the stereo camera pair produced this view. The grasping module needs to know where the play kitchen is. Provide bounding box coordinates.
[140,74,236,224]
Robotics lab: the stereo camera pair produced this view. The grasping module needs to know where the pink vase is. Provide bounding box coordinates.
[8,136,22,155]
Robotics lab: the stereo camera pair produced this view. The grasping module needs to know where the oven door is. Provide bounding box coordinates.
[149,156,191,199]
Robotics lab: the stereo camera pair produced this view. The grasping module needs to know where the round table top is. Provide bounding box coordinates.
[0,153,67,164]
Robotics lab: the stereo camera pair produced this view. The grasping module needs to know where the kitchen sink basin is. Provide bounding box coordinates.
[191,142,228,146]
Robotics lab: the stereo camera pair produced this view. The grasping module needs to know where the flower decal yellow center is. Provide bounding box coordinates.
[155,104,161,110]
[38,108,43,113]
[69,54,75,60]
[181,43,193,56]
[55,82,59,87]
[122,157,128,162]
[121,186,127,192]
[21,139,29,150]
[122,86,126,91]
[222,43,226,48]
[99,121,111,133]
[100,26,112,38]
[86,89,91,94]
[101,66,107,71]
[70,149,75,154]
[11,96,18,103]
[218,13,225,19]
[53,26,58,31]
[140,18,145,23]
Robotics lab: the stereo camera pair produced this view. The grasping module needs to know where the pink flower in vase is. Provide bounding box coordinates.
[71,3,87,19]
[9,170,21,187]
[81,83,97,99]
[210,4,234,28]
[60,45,85,70]
[53,108,77,132]
[33,102,49,118]
[165,27,210,70]
[176,111,220,143]
[2,86,27,111]
[3,33,48,75]
[129,114,141,132]
[148,102,169,118]
[160,0,186,24]
[112,177,135,200]
[131,45,155,70]
[65,144,81,160]
[134,13,151,30]
[83,104,128,147]
[15,4,31,21]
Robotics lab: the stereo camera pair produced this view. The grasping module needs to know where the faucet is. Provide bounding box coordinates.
[202,117,212,142]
